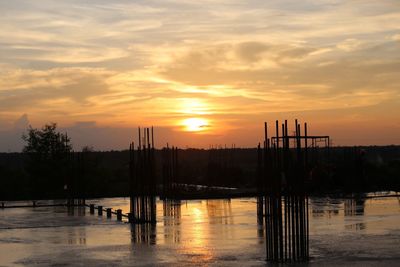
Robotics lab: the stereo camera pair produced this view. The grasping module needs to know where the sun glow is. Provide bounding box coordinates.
[182,118,209,132]
[179,98,211,115]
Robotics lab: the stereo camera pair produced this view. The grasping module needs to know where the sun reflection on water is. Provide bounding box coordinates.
[180,201,214,264]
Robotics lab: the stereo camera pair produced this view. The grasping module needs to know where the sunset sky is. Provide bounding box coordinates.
[0,0,399,151]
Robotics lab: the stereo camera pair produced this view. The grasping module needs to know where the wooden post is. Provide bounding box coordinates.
[106,208,112,218]
[117,209,122,221]
[90,204,95,214]
[128,213,135,223]
[98,206,103,216]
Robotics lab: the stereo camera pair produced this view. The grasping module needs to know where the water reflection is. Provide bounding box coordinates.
[345,222,366,230]
[179,200,214,265]
[1,196,400,266]
[344,197,365,216]
[130,223,156,245]
[67,206,86,216]
[172,200,240,265]
[67,227,86,245]
[311,198,341,218]
[206,199,233,225]
[343,195,367,231]
[163,200,181,244]
[257,218,265,241]
[256,198,265,241]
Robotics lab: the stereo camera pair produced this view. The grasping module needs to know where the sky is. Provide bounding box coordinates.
[0,0,399,151]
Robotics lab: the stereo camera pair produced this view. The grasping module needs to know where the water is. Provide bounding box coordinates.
[0,194,399,266]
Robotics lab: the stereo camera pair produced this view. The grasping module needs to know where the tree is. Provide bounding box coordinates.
[22,123,72,199]
[23,123,71,157]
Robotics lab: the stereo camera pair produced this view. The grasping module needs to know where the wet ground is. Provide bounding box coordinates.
[0,193,399,266]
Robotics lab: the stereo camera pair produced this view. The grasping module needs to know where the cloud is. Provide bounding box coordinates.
[235,42,269,62]
[0,114,30,152]
[13,114,29,130]
[0,68,113,112]
[157,39,400,117]
[392,34,400,41]
[336,38,363,52]
[0,0,400,149]
[72,121,97,128]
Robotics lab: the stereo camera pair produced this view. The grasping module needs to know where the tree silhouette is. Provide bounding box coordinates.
[22,123,72,199]
[23,123,71,155]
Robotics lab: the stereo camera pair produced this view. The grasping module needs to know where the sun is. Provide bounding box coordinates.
[182,118,209,132]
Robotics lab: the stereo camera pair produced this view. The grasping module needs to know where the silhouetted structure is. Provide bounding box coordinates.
[129,127,157,223]
[66,151,86,206]
[258,120,329,262]
[161,145,179,199]
[207,145,242,187]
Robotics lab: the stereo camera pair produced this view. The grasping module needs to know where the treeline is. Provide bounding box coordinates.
[0,146,399,200]
[310,146,400,193]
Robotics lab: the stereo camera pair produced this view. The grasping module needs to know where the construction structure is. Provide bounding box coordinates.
[161,145,179,200]
[128,127,157,224]
[66,151,86,206]
[257,120,330,262]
